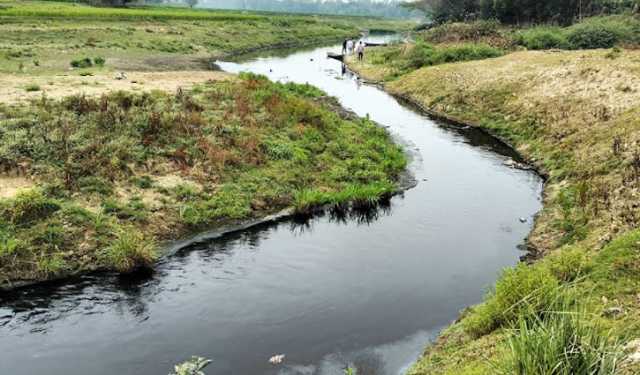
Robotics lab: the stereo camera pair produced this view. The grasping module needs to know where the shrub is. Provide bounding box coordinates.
[424,20,503,44]
[515,28,570,50]
[463,263,561,337]
[406,41,503,69]
[93,56,106,67]
[498,306,622,374]
[103,229,156,272]
[567,23,620,49]
[70,57,93,68]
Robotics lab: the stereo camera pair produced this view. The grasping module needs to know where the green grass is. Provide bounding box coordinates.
[353,41,504,81]
[0,74,406,285]
[0,0,412,75]
[102,228,156,273]
[498,301,622,375]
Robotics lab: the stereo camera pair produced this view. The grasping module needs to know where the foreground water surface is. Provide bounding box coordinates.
[0,38,543,375]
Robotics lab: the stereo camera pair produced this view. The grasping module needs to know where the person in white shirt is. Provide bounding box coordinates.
[346,39,354,55]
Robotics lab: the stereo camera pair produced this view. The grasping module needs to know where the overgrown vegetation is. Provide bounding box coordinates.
[0,74,405,286]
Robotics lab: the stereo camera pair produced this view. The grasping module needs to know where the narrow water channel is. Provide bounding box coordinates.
[0,39,543,375]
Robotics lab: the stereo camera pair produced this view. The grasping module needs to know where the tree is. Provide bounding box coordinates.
[186,0,198,7]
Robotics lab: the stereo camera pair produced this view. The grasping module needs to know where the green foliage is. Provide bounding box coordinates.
[423,20,506,46]
[567,23,621,49]
[406,41,503,69]
[514,28,570,50]
[70,57,93,68]
[102,197,148,222]
[415,0,640,25]
[0,77,405,285]
[554,185,589,245]
[294,181,394,212]
[1,189,60,225]
[498,304,622,375]
[170,356,211,375]
[543,247,593,282]
[93,56,106,66]
[37,253,67,276]
[0,227,21,258]
[463,263,561,337]
[102,228,157,272]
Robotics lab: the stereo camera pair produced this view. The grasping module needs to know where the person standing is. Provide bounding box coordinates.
[346,39,354,55]
[356,41,365,61]
[342,39,348,54]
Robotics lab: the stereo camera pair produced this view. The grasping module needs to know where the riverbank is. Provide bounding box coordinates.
[347,46,640,373]
[0,73,406,289]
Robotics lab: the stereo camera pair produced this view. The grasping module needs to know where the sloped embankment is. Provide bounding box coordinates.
[350,49,640,374]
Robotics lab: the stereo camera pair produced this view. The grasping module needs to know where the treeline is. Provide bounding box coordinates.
[406,0,640,24]
[197,0,420,18]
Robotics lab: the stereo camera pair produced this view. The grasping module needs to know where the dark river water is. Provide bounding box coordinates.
[0,38,543,375]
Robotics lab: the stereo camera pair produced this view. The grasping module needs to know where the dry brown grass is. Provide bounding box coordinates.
[0,71,231,104]
[352,48,640,253]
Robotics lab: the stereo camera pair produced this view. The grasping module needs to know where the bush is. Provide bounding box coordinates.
[406,41,503,69]
[463,263,561,337]
[103,229,156,272]
[424,20,503,44]
[515,28,570,50]
[70,57,93,68]
[498,305,622,374]
[567,23,620,49]
[93,56,106,67]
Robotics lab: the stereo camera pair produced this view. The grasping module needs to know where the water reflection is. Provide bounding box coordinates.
[0,199,397,331]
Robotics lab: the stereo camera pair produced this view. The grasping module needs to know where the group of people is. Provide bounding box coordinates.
[342,39,366,61]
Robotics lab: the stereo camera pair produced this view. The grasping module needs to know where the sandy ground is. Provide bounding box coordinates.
[0,176,34,199]
[0,70,231,104]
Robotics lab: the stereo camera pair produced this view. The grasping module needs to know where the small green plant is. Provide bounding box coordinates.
[25,84,41,92]
[170,356,211,375]
[37,253,67,276]
[103,229,156,272]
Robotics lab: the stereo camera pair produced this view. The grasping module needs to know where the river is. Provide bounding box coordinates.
[0,38,543,375]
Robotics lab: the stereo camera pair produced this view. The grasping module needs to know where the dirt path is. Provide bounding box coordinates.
[0,70,231,104]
